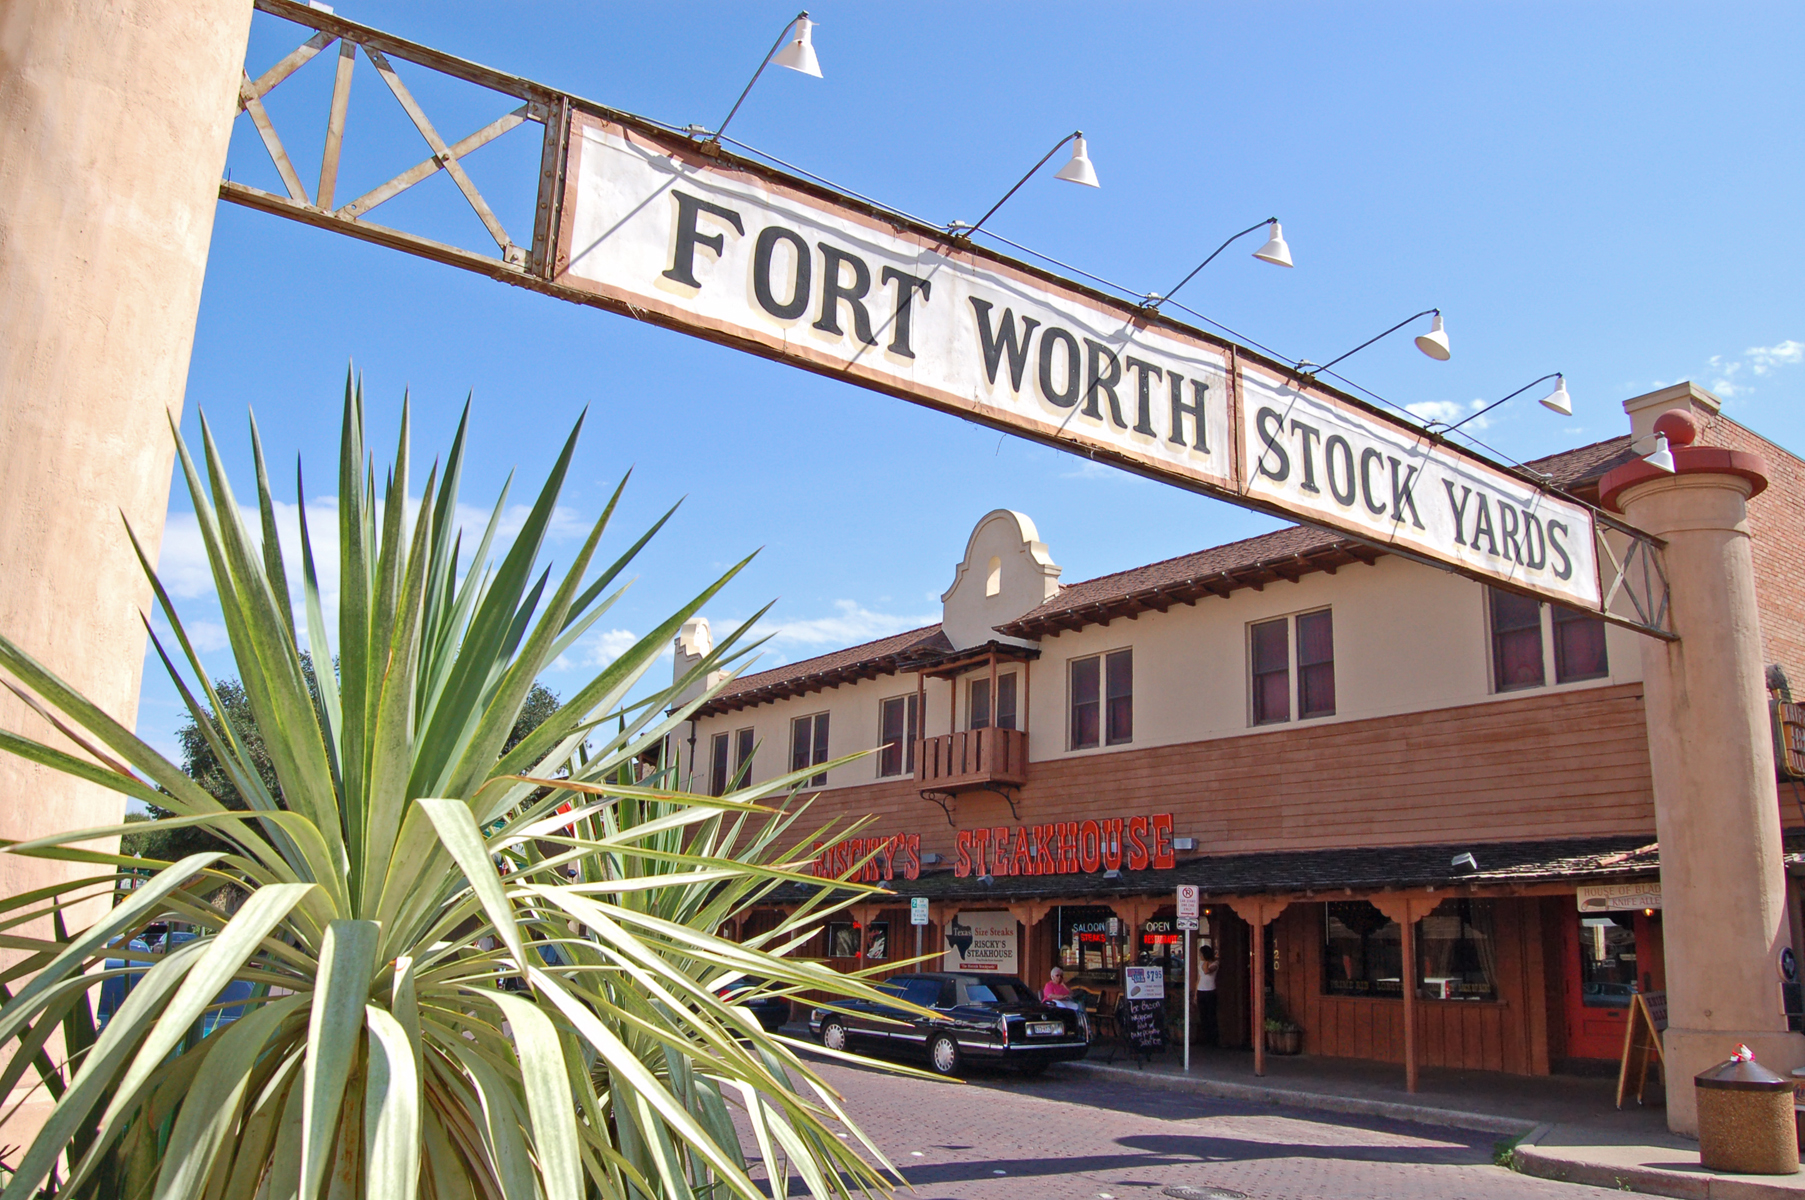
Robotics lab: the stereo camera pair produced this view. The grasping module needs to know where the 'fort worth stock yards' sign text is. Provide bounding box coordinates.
[223,2,1669,628]
[555,115,1604,610]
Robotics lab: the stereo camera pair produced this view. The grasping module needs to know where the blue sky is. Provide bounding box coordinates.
[145,1,1804,760]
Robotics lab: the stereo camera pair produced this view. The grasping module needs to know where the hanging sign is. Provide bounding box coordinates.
[943,910,1018,974]
[1577,882,1662,912]
[553,115,1608,613]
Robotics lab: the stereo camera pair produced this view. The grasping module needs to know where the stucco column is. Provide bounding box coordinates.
[0,0,253,1133]
[1603,406,1803,1134]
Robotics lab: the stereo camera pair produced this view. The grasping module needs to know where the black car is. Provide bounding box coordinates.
[808,971,1088,1077]
[718,976,792,1032]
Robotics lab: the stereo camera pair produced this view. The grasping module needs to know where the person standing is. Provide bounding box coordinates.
[1195,944,1220,1047]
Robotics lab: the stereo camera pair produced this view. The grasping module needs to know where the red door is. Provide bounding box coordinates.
[1561,910,1638,1060]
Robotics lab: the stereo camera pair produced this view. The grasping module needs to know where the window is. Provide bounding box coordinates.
[1297,609,1336,719]
[1553,605,1609,683]
[1416,898,1498,1001]
[1070,651,1131,749]
[1323,901,1402,998]
[1250,618,1290,724]
[825,922,859,958]
[1105,650,1132,744]
[791,712,829,786]
[968,673,1017,731]
[708,731,730,796]
[734,727,755,786]
[864,922,888,960]
[1070,656,1100,749]
[1489,587,1545,691]
[898,976,945,1008]
[878,695,917,778]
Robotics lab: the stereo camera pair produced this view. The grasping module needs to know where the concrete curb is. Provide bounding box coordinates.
[1511,1123,1804,1200]
[1060,1059,1537,1136]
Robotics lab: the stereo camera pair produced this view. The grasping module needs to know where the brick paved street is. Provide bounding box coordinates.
[775,1058,1624,1200]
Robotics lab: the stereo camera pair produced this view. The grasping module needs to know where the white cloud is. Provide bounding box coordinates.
[1695,338,1801,401]
[750,600,938,649]
[564,627,641,670]
[1748,340,1804,376]
[1405,398,1491,431]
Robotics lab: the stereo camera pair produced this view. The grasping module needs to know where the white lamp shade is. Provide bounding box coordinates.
[1054,135,1100,187]
[1644,432,1675,473]
[770,16,821,77]
[1252,220,1293,268]
[1539,375,1572,416]
[1414,312,1452,361]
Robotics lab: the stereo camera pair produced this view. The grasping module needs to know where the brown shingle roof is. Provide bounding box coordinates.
[994,524,1383,640]
[1523,435,1637,499]
[696,624,951,716]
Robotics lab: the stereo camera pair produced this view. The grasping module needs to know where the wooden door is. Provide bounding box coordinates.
[1561,910,1637,1060]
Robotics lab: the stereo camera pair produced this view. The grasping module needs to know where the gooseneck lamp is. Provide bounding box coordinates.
[1629,432,1676,473]
[709,13,821,145]
[1305,309,1451,377]
[950,131,1099,239]
[1144,218,1292,310]
[1442,373,1572,433]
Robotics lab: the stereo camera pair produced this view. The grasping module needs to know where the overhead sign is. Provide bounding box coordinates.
[1577,882,1662,912]
[943,911,1018,974]
[554,114,1604,611]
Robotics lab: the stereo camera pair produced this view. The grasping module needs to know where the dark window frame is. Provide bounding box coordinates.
[1296,608,1336,720]
[878,694,918,778]
[791,712,830,787]
[1489,587,1546,692]
[968,672,1020,732]
[1069,655,1102,750]
[734,726,755,787]
[1552,605,1610,684]
[1250,617,1291,725]
[1105,649,1133,745]
[708,731,730,797]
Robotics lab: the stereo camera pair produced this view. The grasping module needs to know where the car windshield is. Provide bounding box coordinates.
[964,978,1031,1005]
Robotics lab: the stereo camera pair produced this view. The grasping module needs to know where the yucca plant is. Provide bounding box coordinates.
[0,380,910,1199]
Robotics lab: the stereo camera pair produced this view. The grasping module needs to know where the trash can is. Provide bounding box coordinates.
[1696,1057,1800,1175]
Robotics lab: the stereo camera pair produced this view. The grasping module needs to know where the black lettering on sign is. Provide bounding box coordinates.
[1389,457,1425,529]
[1170,377,1209,452]
[1290,420,1323,494]
[1470,493,1499,556]
[1124,358,1162,437]
[1038,327,1082,408]
[1360,448,1387,515]
[1443,481,1472,546]
[879,267,931,358]
[1522,512,1547,569]
[813,243,878,345]
[1497,503,1523,563]
[662,191,744,288]
[1082,340,1127,428]
[1255,407,1290,481]
[1324,435,1356,506]
[969,298,1039,391]
[752,226,811,319]
[1547,520,1573,580]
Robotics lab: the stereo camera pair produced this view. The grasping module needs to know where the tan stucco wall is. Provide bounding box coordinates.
[0,0,252,1132]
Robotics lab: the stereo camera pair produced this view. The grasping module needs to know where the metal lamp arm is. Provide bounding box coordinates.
[1149,218,1275,309]
[712,12,808,143]
[1444,373,1562,433]
[961,132,1081,238]
[1308,309,1439,376]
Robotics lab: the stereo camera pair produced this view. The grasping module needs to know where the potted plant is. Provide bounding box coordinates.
[1263,996,1303,1054]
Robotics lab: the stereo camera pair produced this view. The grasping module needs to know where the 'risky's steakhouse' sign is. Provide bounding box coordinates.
[554,115,1602,610]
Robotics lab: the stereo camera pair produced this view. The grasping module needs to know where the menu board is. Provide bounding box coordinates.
[1122,998,1165,1052]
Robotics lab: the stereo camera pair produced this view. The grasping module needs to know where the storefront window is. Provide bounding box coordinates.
[1579,913,1638,1007]
[826,922,860,958]
[864,922,888,960]
[1323,901,1402,998]
[1056,905,1125,992]
[1416,898,1498,1001]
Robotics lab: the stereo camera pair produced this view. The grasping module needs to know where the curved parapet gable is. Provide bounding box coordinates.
[941,510,1062,651]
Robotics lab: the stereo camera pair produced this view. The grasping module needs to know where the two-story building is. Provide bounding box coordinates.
[671,382,1805,1083]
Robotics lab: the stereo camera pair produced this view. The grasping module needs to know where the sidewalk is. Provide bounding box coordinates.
[1057,1046,1805,1199]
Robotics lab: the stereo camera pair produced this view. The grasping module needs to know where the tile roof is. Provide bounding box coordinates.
[695,624,951,716]
[1522,436,1637,498]
[995,524,1382,640]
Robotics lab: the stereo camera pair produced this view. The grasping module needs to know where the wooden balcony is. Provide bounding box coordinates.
[915,727,1029,794]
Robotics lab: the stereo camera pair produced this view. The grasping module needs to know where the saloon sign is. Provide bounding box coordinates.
[556,115,1606,613]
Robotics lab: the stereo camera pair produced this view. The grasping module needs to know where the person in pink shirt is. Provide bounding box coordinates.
[1042,966,1073,1003]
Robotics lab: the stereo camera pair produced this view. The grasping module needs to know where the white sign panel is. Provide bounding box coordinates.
[942,910,1018,974]
[1123,966,1165,1000]
[1177,885,1200,919]
[1577,882,1662,912]
[554,115,1620,616]
[1177,915,1200,932]
[1238,363,1601,607]
[910,896,929,926]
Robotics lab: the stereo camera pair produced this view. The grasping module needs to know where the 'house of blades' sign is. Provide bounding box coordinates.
[553,115,1601,610]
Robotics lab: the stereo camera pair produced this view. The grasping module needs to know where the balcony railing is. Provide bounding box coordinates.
[916,727,1029,793]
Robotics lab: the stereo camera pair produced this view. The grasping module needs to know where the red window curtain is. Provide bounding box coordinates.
[1553,606,1609,682]
[1251,617,1289,723]
[1297,609,1335,718]
[1070,657,1101,749]
[1105,650,1133,744]
[1489,588,1544,690]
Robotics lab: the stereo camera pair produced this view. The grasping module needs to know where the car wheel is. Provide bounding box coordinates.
[820,1021,849,1052]
[928,1034,962,1077]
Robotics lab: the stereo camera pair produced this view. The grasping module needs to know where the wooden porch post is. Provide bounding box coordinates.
[1374,894,1434,1094]
[1228,896,1290,1078]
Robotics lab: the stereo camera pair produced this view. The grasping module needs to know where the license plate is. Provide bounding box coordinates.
[1027,1021,1063,1036]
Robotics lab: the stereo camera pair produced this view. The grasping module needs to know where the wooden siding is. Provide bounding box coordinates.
[1271,899,1554,1075]
[787,683,1656,863]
